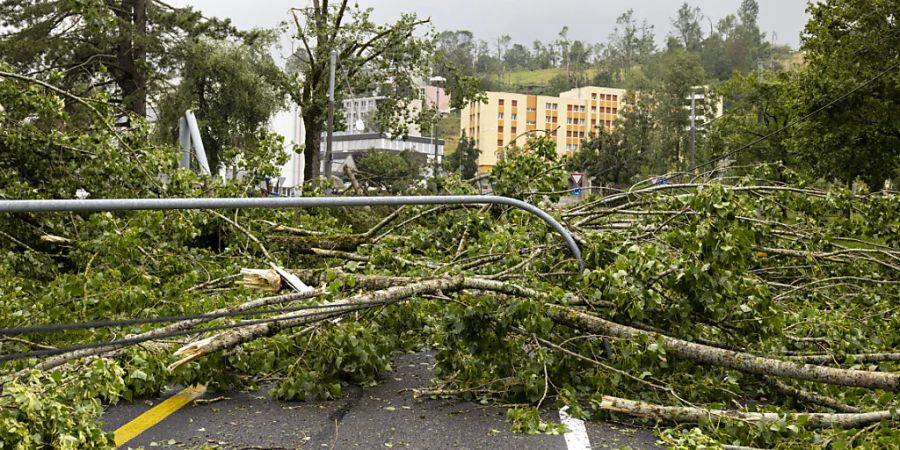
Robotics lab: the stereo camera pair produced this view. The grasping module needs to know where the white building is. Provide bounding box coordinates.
[269,106,306,196]
[320,131,444,177]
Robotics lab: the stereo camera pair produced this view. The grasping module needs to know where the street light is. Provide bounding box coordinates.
[429,76,446,193]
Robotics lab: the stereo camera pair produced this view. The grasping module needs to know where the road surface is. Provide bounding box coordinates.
[103,352,661,449]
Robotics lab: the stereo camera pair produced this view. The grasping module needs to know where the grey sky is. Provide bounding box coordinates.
[171,0,810,62]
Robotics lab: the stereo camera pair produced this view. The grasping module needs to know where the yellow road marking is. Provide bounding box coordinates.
[114,385,207,448]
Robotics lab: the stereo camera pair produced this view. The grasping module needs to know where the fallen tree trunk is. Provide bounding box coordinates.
[768,377,863,413]
[784,353,900,365]
[13,289,324,378]
[168,276,468,370]
[165,275,559,370]
[597,395,898,428]
[547,305,900,391]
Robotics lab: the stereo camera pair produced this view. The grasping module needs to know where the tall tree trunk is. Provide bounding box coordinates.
[303,113,323,182]
[109,0,148,119]
[131,0,147,117]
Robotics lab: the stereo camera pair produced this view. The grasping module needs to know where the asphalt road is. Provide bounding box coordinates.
[103,352,661,450]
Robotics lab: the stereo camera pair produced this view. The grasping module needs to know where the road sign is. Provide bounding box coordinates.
[570,173,584,186]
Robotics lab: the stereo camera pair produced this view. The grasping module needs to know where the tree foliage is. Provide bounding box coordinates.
[353,149,425,193]
[0,0,248,120]
[155,37,291,174]
[788,0,900,187]
[289,1,433,181]
[443,133,481,180]
[1,3,900,450]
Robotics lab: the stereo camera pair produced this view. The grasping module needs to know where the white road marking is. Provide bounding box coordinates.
[559,406,592,450]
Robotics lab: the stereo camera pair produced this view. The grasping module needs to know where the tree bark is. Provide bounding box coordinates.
[597,395,898,428]
[13,289,323,378]
[303,107,323,181]
[785,353,900,365]
[168,276,466,370]
[768,377,863,413]
[108,0,148,119]
[547,305,900,391]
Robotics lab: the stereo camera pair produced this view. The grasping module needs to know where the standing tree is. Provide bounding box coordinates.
[0,0,245,122]
[155,37,292,175]
[790,0,900,187]
[650,50,710,172]
[290,2,433,181]
[569,129,639,186]
[670,3,705,52]
[444,132,481,180]
[608,10,657,82]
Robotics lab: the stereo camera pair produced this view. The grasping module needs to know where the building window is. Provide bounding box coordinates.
[612,95,618,102]
[591,106,597,112]
[606,120,612,127]
[567,104,573,112]
[497,139,504,146]
[526,120,536,125]
[498,113,504,120]
[499,99,505,106]
[511,127,517,134]
[511,100,518,107]
[545,116,552,123]
[526,107,537,112]
[612,108,618,114]
[498,125,504,132]
[566,117,573,124]
[591,93,597,100]
[511,113,518,120]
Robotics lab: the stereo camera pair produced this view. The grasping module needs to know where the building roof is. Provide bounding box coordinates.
[328,132,444,146]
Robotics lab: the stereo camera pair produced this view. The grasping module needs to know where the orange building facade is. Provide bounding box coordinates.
[460,86,627,172]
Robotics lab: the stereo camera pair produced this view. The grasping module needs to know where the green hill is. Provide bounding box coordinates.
[504,68,598,87]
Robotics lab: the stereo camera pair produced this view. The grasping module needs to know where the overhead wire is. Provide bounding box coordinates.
[0,300,388,363]
[0,291,335,337]
[693,57,900,170]
[589,49,900,180]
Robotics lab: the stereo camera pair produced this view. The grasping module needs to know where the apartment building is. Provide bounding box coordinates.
[460,86,627,172]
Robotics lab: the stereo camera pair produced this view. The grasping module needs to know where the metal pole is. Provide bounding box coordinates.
[0,196,584,271]
[185,111,211,176]
[689,93,696,172]
[324,49,337,183]
[433,87,440,193]
[178,116,190,169]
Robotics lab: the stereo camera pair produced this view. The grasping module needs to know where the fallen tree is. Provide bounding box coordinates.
[2,158,899,448]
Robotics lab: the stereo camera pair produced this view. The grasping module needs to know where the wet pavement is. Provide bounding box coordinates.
[103,352,661,450]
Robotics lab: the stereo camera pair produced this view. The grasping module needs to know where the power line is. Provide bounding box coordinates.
[589,55,899,180]
[695,57,900,170]
[0,291,331,337]
[0,301,386,363]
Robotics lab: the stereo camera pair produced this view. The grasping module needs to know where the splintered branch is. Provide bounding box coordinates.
[15,289,324,378]
[167,276,466,370]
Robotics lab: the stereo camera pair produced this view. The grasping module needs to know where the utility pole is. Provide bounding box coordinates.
[690,91,697,172]
[324,49,337,183]
[458,131,464,175]
[433,86,441,193]
[428,77,446,193]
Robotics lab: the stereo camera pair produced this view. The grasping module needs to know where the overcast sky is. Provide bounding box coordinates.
[171,0,811,64]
